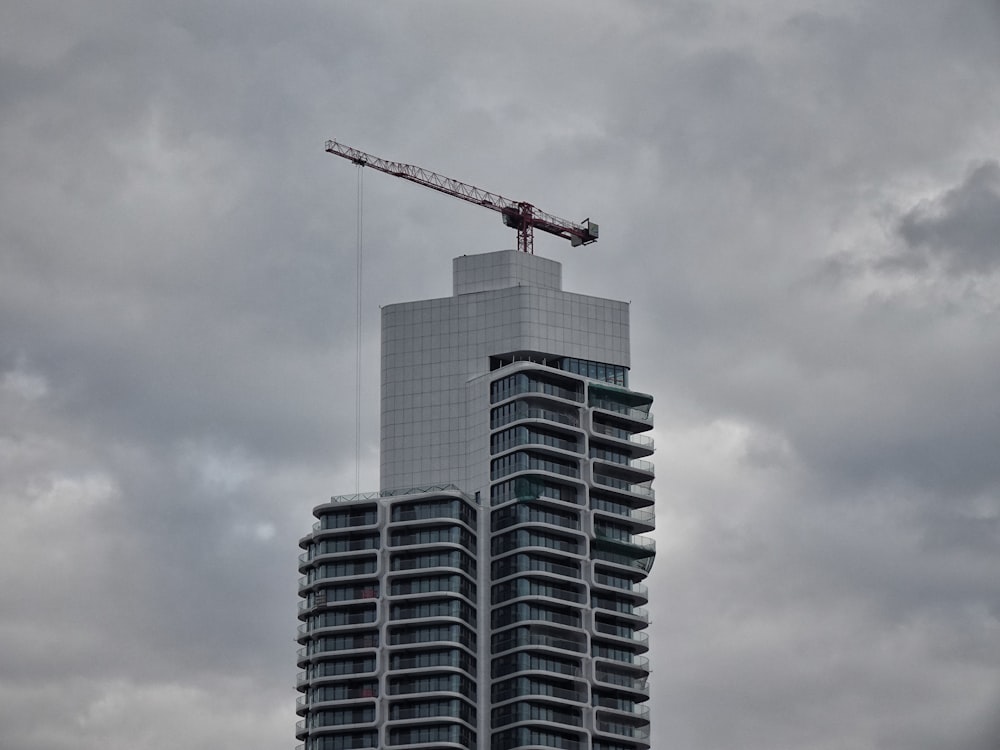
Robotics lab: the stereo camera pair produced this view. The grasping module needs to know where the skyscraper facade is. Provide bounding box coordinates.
[296,250,655,750]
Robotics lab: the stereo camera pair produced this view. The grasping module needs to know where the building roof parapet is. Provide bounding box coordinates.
[326,484,469,505]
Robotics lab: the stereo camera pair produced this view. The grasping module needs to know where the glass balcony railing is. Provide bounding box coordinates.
[595,719,651,740]
[591,502,655,525]
[594,624,650,647]
[592,574,648,599]
[593,652,650,670]
[595,670,649,691]
[589,399,653,425]
[593,474,655,498]
[594,699,652,720]
[493,681,587,704]
[492,405,580,430]
[493,632,587,654]
[591,422,655,449]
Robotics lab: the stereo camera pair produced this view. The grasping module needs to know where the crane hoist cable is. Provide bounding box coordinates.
[354,164,363,493]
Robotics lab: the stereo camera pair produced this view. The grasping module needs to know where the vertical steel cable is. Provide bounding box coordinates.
[355,165,364,493]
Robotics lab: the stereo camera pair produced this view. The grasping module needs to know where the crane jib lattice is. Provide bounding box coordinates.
[325,139,598,254]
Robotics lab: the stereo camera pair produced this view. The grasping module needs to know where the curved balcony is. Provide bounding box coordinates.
[593,623,650,653]
[591,573,649,603]
[592,651,650,671]
[594,668,649,694]
[594,715,651,743]
[590,420,655,456]
[591,499,655,534]
[592,473,655,500]
[491,400,581,431]
[491,371,585,406]
[492,626,587,656]
[491,553,582,584]
[491,676,588,706]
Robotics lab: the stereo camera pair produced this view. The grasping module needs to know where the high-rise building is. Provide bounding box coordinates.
[296,250,655,750]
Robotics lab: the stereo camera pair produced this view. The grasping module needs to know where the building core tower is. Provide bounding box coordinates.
[297,250,655,750]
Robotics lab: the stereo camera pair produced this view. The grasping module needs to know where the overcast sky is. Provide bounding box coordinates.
[2,2,1000,749]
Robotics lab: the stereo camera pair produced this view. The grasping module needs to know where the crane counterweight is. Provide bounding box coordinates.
[325,139,598,254]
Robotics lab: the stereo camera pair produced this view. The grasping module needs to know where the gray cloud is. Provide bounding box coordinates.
[897,161,1000,275]
[2,1,1000,749]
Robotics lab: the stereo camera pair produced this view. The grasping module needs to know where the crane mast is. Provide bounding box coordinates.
[325,139,598,254]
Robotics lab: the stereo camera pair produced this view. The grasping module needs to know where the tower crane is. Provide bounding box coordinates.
[325,139,598,255]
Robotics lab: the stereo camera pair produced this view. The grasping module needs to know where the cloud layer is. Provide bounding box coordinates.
[2,2,999,749]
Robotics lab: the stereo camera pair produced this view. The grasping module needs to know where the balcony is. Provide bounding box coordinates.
[591,421,655,450]
[594,623,650,650]
[493,679,587,704]
[591,501,655,528]
[595,717,651,741]
[492,404,581,430]
[592,400,652,422]
[592,574,648,600]
[493,630,587,654]
[594,698,652,721]
[593,652,650,671]
[592,547,656,573]
[595,669,649,692]
[588,384,653,428]
[592,474,655,499]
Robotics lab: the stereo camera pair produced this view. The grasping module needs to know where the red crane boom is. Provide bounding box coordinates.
[325,139,598,254]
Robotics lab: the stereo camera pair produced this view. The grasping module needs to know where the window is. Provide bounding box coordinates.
[308,607,377,629]
[389,574,475,599]
[491,400,579,430]
[312,583,379,604]
[310,683,378,702]
[490,476,578,506]
[390,549,477,574]
[391,497,476,526]
[491,577,585,605]
[492,700,582,728]
[306,732,377,750]
[492,553,581,581]
[390,598,476,626]
[491,626,586,655]
[309,559,377,581]
[491,426,580,455]
[309,706,375,727]
[390,648,476,674]
[491,651,581,679]
[313,535,380,554]
[491,727,581,750]
[554,357,627,386]
[389,723,476,749]
[309,656,376,678]
[390,524,476,551]
[318,508,377,530]
[491,529,581,556]
[490,373,583,404]
[492,602,582,629]
[388,623,476,650]
[492,676,584,703]
[389,673,477,700]
[309,632,378,654]
[389,698,476,723]
[491,503,580,532]
[590,446,632,465]
[491,451,579,481]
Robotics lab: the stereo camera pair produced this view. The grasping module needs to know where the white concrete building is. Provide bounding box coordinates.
[296,250,655,750]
